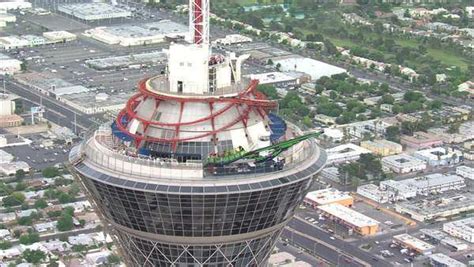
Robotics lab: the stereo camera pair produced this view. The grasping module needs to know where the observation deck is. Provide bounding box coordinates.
[70,123,326,189]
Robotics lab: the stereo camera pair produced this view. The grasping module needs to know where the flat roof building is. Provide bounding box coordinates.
[360,139,402,156]
[382,154,427,174]
[429,253,466,267]
[393,234,434,255]
[272,56,346,81]
[304,188,353,208]
[43,31,77,42]
[326,143,372,164]
[443,217,474,243]
[0,53,21,75]
[248,71,309,88]
[401,131,443,149]
[395,193,474,221]
[85,20,188,46]
[456,166,474,180]
[399,173,465,195]
[414,147,462,166]
[420,228,469,252]
[318,203,379,236]
[58,3,131,21]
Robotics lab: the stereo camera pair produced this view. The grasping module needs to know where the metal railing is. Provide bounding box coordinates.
[75,124,324,181]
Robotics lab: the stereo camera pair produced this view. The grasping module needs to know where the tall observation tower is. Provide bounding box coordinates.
[69,0,327,265]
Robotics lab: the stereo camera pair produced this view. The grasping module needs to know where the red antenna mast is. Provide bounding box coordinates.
[190,0,209,44]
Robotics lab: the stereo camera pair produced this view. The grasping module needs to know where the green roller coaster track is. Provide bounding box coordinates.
[205,131,322,166]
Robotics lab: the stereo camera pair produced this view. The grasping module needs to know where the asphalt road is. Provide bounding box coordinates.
[4,78,99,134]
[286,217,393,266]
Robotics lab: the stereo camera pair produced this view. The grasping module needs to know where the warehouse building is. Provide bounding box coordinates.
[0,53,21,74]
[42,31,77,43]
[414,147,462,166]
[443,217,474,243]
[401,131,443,149]
[456,166,474,180]
[58,3,131,21]
[317,203,379,236]
[420,229,468,252]
[360,139,402,156]
[213,34,252,46]
[304,188,353,208]
[393,234,434,255]
[326,143,372,164]
[395,193,474,221]
[85,20,188,46]
[399,173,465,195]
[248,71,310,88]
[0,0,32,10]
[382,154,427,174]
[356,179,417,204]
[429,253,466,267]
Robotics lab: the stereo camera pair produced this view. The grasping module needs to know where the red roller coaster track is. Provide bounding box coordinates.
[114,78,277,149]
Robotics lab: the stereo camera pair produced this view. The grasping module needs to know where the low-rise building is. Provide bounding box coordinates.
[381,154,427,174]
[400,131,443,149]
[322,128,344,143]
[360,139,402,156]
[314,114,337,125]
[16,208,37,218]
[68,234,94,246]
[380,179,417,199]
[420,228,468,252]
[0,161,30,175]
[395,193,474,221]
[33,221,57,233]
[0,149,14,164]
[304,188,353,208]
[318,203,379,236]
[456,166,474,180]
[443,217,474,243]
[393,234,434,255]
[414,147,462,166]
[248,71,309,88]
[43,31,77,42]
[0,212,16,223]
[320,167,340,183]
[399,173,465,195]
[326,144,372,164]
[0,53,22,75]
[356,184,390,203]
[213,34,252,46]
[429,253,466,267]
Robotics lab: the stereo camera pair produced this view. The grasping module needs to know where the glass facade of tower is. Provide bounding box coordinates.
[71,141,326,266]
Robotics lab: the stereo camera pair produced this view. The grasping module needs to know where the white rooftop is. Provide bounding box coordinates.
[248,72,299,85]
[326,143,372,163]
[273,56,346,80]
[400,173,464,190]
[305,188,352,205]
[318,203,379,228]
[382,154,426,167]
[414,147,461,160]
[429,253,466,267]
[393,234,435,252]
[52,85,90,96]
[444,217,474,236]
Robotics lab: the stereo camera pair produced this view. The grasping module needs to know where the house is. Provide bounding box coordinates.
[15,208,38,218]
[85,250,111,266]
[41,240,71,252]
[0,229,11,239]
[33,221,57,233]
[68,234,95,246]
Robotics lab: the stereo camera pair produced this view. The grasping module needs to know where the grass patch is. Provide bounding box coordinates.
[426,48,468,70]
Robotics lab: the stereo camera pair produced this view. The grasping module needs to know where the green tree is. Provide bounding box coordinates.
[57,212,74,232]
[386,126,401,142]
[107,254,121,265]
[2,192,25,207]
[22,249,46,264]
[34,199,48,209]
[447,123,460,134]
[19,233,40,245]
[15,169,26,180]
[57,192,75,204]
[0,241,12,249]
[257,84,279,100]
[42,167,60,178]
[15,182,27,191]
[17,216,33,226]
[380,94,395,105]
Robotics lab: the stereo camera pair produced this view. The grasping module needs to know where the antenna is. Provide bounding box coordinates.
[189,0,209,45]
